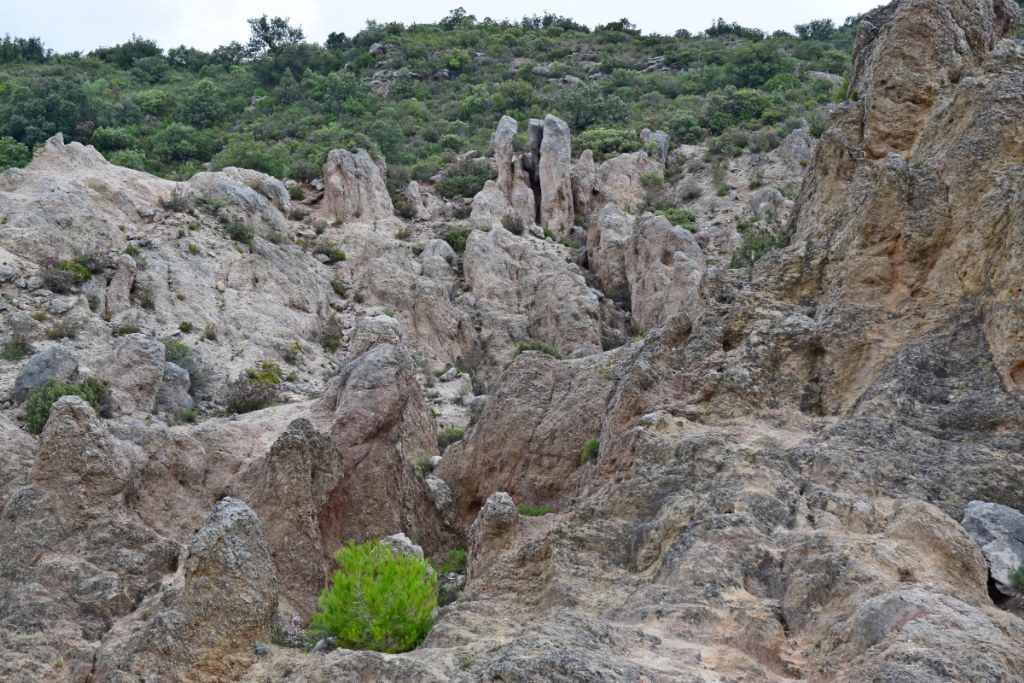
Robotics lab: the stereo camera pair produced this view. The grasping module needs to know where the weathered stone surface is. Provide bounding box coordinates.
[13,344,78,402]
[586,204,633,303]
[104,252,136,318]
[436,349,620,522]
[594,150,663,213]
[962,500,1024,597]
[570,148,598,217]
[640,127,670,164]
[462,226,602,381]
[311,343,461,555]
[322,148,394,222]
[538,114,574,234]
[185,170,291,243]
[97,333,166,415]
[850,0,1019,158]
[92,497,277,682]
[625,212,706,330]
[155,361,193,416]
[221,165,291,213]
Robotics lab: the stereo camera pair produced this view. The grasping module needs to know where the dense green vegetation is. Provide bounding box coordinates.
[313,539,437,653]
[0,10,858,182]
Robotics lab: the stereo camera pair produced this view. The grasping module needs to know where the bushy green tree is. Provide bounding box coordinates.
[313,540,437,653]
[178,78,224,127]
[24,378,111,434]
[0,135,31,170]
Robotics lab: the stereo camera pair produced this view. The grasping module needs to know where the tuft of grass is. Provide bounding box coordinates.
[315,241,347,264]
[437,426,465,450]
[2,333,33,361]
[581,438,600,464]
[512,340,562,360]
[225,221,255,245]
[518,505,554,517]
[432,548,468,575]
[414,454,434,476]
[442,226,472,254]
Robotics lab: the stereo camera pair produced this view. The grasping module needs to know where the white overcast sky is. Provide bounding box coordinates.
[1,1,884,54]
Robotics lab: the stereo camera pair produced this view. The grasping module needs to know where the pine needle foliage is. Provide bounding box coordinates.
[313,539,437,653]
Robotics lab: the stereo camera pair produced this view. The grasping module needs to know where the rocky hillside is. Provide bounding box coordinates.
[2,0,1024,680]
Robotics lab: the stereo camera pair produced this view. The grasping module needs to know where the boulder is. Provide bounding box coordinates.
[586,204,634,303]
[13,344,78,403]
[466,491,519,582]
[640,128,670,165]
[469,180,513,231]
[104,252,136,318]
[322,148,394,222]
[594,151,663,213]
[97,333,166,415]
[220,166,291,213]
[311,344,461,555]
[962,500,1024,597]
[155,361,194,416]
[184,171,291,242]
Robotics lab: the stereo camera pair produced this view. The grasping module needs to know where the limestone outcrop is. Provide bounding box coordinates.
[322,148,394,222]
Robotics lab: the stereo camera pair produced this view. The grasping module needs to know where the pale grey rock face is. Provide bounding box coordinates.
[962,500,1024,597]
[155,361,194,416]
[469,179,513,231]
[586,207,706,329]
[184,170,291,242]
[640,127,670,164]
[13,344,78,402]
[624,213,706,330]
[538,114,574,234]
[104,253,136,318]
[220,166,291,213]
[97,333,166,415]
[570,148,597,217]
[586,203,633,303]
[462,226,602,381]
[594,150,663,213]
[322,148,394,222]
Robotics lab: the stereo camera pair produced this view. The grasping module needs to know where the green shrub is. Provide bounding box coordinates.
[245,361,283,384]
[437,426,465,449]
[315,241,347,264]
[0,135,31,170]
[414,454,434,476]
[288,185,305,201]
[518,505,554,516]
[512,340,562,360]
[656,208,696,231]
[320,315,344,351]
[329,278,348,296]
[581,438,600,464]
[313,540,437,653]
[24,378,111,434]
[224,376,277,414]
[225,222,255,245]
[729,226,790,269]
[1011,563,1024,590]
[574,126,640,161]
[501,213,524,235]
[442,227,472,254]
[164,339,205,390]
[436,159,493,198]
[2,333,33,360]
[433,548,468,575]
